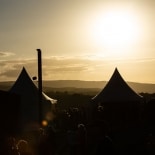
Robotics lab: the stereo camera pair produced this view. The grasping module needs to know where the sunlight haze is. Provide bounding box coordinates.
[0,0,155,83]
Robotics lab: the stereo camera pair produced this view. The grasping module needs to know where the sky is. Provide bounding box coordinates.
[0,0,155,83]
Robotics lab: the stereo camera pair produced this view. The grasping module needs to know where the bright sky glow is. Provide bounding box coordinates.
[0,0,155,83]
[92,10,140,49]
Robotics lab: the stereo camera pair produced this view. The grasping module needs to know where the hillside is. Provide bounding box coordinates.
[0,80,155,93]
[42,80,155,93]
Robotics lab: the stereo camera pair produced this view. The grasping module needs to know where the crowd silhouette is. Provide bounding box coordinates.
[1,95,155,155]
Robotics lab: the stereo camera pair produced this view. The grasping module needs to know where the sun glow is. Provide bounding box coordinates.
[91,10,140,52]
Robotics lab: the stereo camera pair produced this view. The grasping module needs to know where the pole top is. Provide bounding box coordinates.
[36,49,41,53]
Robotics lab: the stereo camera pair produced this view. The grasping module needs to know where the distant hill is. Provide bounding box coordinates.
[42,80,155,94]
[0,81,14,91]
[0,80,155,93]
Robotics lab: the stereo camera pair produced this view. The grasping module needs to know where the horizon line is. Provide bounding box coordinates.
[0,79,155,85]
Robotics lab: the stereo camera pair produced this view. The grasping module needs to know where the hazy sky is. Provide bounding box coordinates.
[0,0,155,83]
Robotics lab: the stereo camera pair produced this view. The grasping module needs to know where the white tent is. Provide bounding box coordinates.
[10,67,57,131]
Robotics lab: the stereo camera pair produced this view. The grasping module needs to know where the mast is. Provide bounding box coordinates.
[37,49,42,126]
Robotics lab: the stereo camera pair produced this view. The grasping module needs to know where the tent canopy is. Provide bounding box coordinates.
[92,68,143,103]
[10,67,57,104]
[9,67,57,130]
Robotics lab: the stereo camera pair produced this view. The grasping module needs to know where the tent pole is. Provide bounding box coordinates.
[37,49,42,126]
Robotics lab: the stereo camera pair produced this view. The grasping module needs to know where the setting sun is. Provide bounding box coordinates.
[91,10,140,50]
[0,1,155,83]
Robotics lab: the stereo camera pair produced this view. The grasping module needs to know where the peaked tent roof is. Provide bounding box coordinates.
[10,67,57,104]
[92,68,143,103]
[9,67,57,130]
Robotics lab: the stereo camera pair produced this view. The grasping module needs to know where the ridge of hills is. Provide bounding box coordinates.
[0,80,155,94]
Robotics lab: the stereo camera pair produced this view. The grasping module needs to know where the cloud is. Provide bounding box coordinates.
[105,57,155,65]
[1,55,155,82]
[0,51,15,57]
[0,56,99,81]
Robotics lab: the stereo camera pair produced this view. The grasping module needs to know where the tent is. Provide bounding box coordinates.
[9,67,57,131]
[91,68,143,129]
[0,90,20,135]
[92,68,143,104]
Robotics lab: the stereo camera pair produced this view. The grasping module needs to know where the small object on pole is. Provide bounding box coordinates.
[37,49,43,126]
[32,76,37,81]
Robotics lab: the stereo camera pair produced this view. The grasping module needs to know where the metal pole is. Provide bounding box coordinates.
[37,49,42,126]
